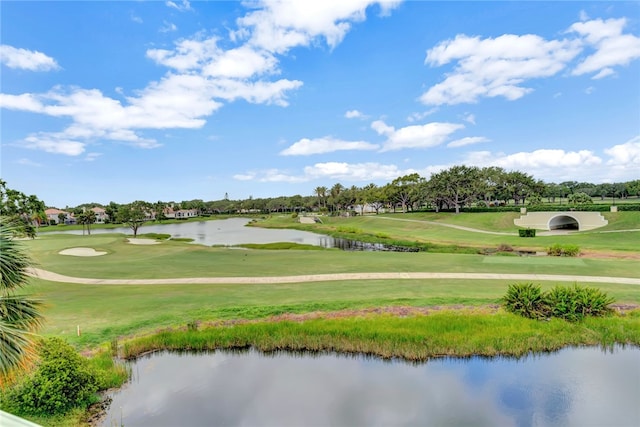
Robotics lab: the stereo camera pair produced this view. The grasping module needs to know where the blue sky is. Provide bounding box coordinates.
[1,1,639,208]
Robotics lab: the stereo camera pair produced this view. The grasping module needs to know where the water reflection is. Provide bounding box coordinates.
[41,218,409,251]
[103,346,640,427]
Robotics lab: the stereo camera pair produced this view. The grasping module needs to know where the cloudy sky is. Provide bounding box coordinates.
[1,1,639,207]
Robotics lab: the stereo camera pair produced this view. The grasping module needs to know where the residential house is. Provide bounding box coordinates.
[45,208,75,225]
[90,207,108,223]
[175,209,198,219]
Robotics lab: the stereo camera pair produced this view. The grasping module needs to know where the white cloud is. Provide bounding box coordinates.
[2,1,399,156]
[84,153,102,162]
[421,34,581,105]
[406,108,437,122]
[462,113,475,125]
[304,161,414,181]
[372,119,464,151]
[166,0,192,12]
[579,10,589,22]
[233,173,256,181]
[447,136,488,148]
[16,158,42,167]
[238,0,401,54]
[345,109,365,119]
[0,45,59,71]
[585,86,594,94]
[234,161,415,183]
[22,134,86,156]
[280,136,378,156]
[160,21,178,33]
[604,136,640,166]
[131,14,143,24]
[569,18,640,78]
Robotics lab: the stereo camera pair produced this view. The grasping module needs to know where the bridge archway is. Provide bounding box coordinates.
[548,215,580,231]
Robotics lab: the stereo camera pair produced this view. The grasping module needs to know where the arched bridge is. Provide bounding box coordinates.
[514,211,608,231]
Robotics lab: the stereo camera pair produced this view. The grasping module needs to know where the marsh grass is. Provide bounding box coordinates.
[122,311,640,360]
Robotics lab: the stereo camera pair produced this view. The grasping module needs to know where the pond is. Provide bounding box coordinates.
[102,346,640,427]
[41,218,335,247]
[40,218,410,251]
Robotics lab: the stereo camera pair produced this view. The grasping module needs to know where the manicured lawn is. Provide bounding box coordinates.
[256,211,640,252]
[23,233,640,279]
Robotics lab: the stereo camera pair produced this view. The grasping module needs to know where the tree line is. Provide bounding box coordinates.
[2,168,639,233]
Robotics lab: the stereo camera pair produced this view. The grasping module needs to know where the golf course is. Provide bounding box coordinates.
[19,211,640,351]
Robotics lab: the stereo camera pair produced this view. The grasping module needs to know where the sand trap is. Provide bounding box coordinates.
[127,238,160,245]
[59,247,107,257]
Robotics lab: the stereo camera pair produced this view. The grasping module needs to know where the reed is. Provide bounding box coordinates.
[121,311,640,360]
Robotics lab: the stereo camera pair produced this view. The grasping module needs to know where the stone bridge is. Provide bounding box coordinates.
[514,211,608,231]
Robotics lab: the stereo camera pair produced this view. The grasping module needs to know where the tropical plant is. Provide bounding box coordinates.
[0,219,43,380]
[501,283,548,319]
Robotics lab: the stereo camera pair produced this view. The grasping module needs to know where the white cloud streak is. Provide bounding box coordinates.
[447,136,488,148]
[280,136,378,156]
[372,119,464,151]
[0,45,59,71]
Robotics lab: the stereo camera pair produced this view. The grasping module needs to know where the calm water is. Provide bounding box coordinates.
[103,346,640,427]
[41,218,336,247]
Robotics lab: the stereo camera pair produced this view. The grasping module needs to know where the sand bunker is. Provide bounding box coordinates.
[59,247,107,257]
[127,238,160,245]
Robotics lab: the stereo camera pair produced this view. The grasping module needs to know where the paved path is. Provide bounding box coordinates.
[27,267,640,286]
[373,216,640,236]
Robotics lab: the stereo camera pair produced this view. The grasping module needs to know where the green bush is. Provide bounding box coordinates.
[501,283,548,319]
[502,284,615,322]
[518,228,536,237]
[2,338,100,416]
[545,285,614,321]
[547,244,580,256]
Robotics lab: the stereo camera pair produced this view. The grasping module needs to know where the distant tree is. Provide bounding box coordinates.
[77,210,96,235]
[428,166,482,214]
[314,186,328,209]
[117,201,151,237]
[57,212,66,225]
[568,192,593,206]
[389,173,423,213]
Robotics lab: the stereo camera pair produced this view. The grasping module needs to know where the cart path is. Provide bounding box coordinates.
[27,267,640,286]
[372,215,640,235]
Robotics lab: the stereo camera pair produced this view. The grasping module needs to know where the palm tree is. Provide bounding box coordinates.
[0,219,43,379]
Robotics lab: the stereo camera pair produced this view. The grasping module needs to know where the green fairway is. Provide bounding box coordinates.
[16,213,640,352]
[256,211,640,252]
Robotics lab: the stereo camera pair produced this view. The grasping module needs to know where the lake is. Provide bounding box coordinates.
[41,218,336,247]
[102,346,640,427]
[41,218,411,251]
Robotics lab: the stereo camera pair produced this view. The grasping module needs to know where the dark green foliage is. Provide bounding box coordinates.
[501,283,548,319]
[2,338,100,416]
[518,228,536,237]
[547,244,580,256]
[545,285,615,321]
[502,283,615,322]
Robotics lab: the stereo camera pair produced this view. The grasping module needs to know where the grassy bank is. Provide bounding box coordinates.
[122,311,640,360]
[254,211,640,253]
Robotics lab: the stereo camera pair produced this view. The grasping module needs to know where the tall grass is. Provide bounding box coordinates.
[122,312,640,360]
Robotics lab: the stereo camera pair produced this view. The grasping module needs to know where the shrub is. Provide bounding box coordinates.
[545,285,614,321]
[3,338,100,416]
[547,244,580,257]
[501,283,548,319]
[291,212,298,218]
[518,228,536,237]
[502,284,615,322]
